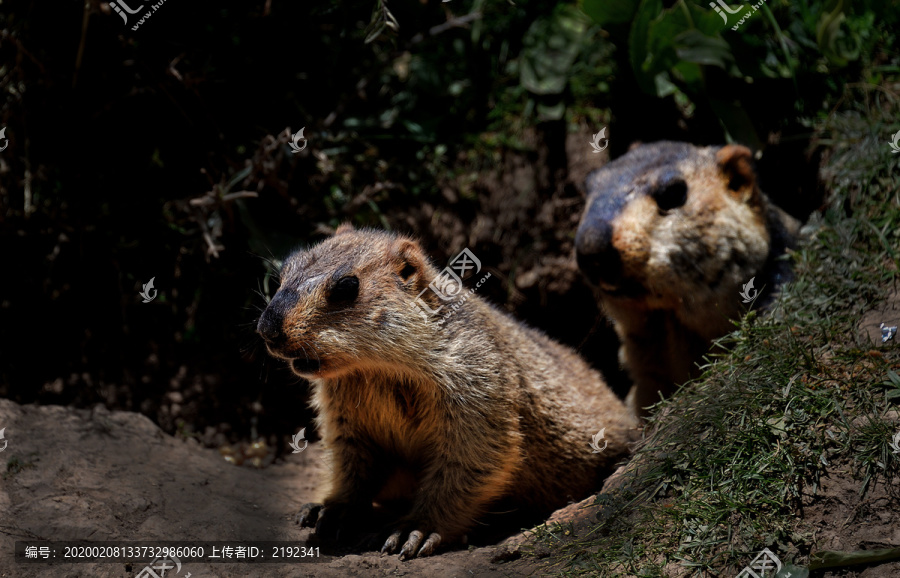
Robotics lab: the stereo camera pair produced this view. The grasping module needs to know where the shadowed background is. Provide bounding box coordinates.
[0,0,885,456]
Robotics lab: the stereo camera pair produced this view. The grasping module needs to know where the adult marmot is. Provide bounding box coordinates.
[576,142,798,417]
[258,225,637,558]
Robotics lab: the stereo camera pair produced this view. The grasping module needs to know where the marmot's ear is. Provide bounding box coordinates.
[335,222,355,235]
[716,145,759,204]
[391,238,429,286]
[394,239,443,317]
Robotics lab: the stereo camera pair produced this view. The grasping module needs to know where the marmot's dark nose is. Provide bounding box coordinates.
[258,289,298,344]
[257,306,284,344]
[575,220,622,285]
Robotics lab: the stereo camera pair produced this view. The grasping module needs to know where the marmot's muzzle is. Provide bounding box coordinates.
[575,219,623,287]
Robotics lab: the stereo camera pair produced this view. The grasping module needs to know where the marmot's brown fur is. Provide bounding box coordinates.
[575,142,799,418]
[257,225,637,559]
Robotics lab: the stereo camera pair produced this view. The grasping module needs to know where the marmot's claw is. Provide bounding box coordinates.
[398,529,424,560]
[296,502,323,527]
[417,532,442,557]
[381,529,402,554]
[384,527,442,559]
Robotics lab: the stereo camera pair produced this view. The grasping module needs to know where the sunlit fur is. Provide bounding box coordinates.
[576,143,798,418]
[261,226,637,556]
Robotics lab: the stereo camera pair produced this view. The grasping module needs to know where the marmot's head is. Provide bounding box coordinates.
[575,142,770,310]
[257,226,443,379]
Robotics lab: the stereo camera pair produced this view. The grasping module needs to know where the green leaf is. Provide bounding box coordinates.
[581,0,641,26]
[671,60,704,88]
[364,23,384,44]
[816,0,860,67]
[673,30,733,69]
[776,565,809,578]
[364,0,399,45]
[809,547,900,570]
[643,3,693,79]
[885,370,900,387]
[629,0,739,98]
[628,0,664,94]
[653,73,679,98]
[520,4,591,96]
[536,101,566,121]
[685,1,728,36]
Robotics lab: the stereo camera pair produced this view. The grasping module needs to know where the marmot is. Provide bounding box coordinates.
[575,142,799,418]
[257,225,637,559]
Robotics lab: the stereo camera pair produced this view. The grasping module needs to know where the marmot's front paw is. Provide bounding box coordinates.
[300,502,370,543]
[381,525,442,560]
[295,502,323,528]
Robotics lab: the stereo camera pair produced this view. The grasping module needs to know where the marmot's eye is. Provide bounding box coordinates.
[329,276,359,303]
[653,180,688,211]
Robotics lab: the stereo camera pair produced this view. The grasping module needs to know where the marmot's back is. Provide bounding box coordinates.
[476,302,636,505]
[575,142,799,417]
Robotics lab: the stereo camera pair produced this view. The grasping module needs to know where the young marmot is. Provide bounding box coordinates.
[257,225,637,559]
[575,142,799,418]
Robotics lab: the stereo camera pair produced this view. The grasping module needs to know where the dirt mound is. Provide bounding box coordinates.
[0,399,549,577]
